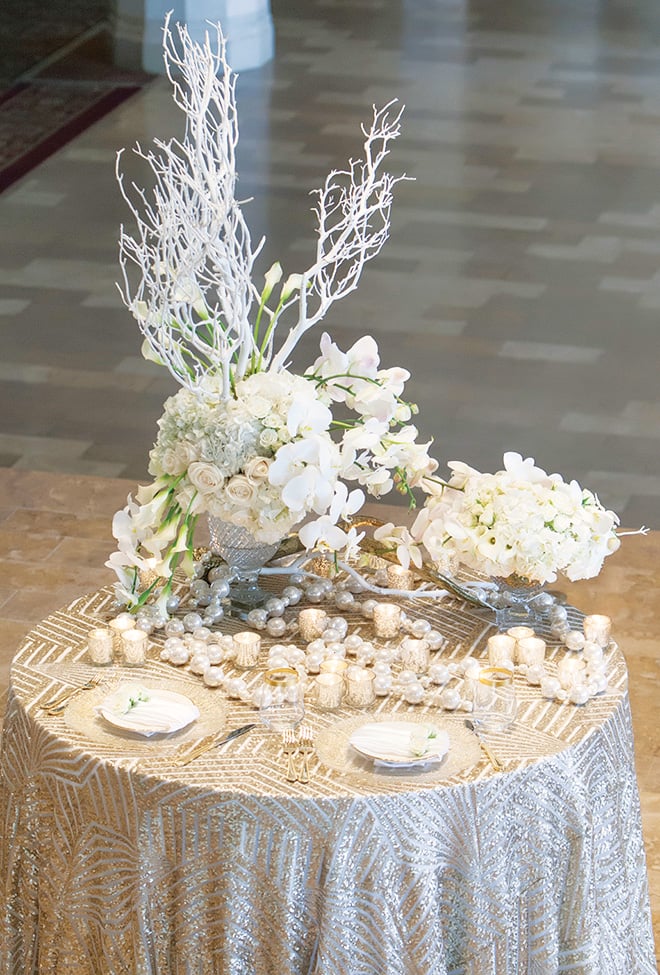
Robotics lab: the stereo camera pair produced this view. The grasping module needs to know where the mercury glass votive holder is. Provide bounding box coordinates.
[320,658,349,677]
[582,614,611,648]
[399,637,430,673]
[373,602,402,639]
[487,634,516,667]
[233,631,262,669]
[557,654,587,690]
[87,627,114,666]
[386,565,416,591]
[345,669,376,708]
[507,626,535,642]
[315,672,344,710]
[516,636,546,667]
[108,615,136,654]
[121,628,148,666]
[298,608,328,642]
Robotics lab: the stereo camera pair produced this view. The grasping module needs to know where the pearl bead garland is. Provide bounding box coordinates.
[116,552,614,713]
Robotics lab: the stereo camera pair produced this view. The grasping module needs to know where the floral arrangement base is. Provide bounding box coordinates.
[492,576,544,632]
[208,518,281,615]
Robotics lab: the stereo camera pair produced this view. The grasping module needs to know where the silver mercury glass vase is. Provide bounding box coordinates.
[207,518,281,614]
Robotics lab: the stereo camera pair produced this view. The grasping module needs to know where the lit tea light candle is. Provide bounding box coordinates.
[108,614,136,653]
[315,672,344,710]
[557,655,586,690]
[233,631,261,669]
[320,658,349,676]
[121,628,148,666]
[87,627,114,666]
[298,608,328,642]
[516,636,546,667]
[399,637,430,672]
[583,614,611,648]
[373,602,402,639]
[507,626,535,641]
[345,668,376,708]
[386,565,416,591]
[487,634,516,667]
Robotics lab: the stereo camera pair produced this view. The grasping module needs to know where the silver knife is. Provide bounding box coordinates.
[173,723,257,767]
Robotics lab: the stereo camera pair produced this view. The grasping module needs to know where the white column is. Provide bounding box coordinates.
[141,0,274,73]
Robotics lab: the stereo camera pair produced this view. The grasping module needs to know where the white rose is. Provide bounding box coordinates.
[225,475,257,507]
[260,428,280,448]
[245,394,271,420]
[244,456,271,483]
[161,442,199,475]
[188,462,224,495]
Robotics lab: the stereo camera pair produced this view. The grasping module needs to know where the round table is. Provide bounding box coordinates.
[0,585,655,975]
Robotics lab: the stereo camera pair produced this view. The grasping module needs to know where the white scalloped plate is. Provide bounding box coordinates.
[96,686,200,737]
[349,720,450,766]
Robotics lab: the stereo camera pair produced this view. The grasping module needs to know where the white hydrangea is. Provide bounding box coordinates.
[410,452,620,584]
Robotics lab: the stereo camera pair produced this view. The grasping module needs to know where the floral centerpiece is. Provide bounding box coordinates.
[377,452,622,585]
[107,18,438,616]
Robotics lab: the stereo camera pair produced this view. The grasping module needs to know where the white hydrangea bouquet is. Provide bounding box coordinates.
[107,18,438,614]
[376,452,624,586]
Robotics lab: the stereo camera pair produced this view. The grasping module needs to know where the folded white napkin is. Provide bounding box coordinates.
[350,722,450,766]
[96,687,199,737]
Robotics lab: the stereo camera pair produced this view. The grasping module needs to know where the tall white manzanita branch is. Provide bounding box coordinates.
[116,15,263,397]
[116,17,408,394]
[269,101,410,371]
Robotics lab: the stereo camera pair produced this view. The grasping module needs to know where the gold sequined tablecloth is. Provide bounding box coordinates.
[0,586,655,975]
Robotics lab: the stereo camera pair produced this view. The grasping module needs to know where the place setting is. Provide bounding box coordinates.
[62,677,228,755]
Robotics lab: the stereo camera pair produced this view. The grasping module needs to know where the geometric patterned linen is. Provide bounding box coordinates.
[0,587,656,975]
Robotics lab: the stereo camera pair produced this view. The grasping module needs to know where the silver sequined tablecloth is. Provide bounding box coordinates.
[0,586,656,975]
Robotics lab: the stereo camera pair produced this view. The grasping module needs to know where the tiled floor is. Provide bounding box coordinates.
[2,0,660,526]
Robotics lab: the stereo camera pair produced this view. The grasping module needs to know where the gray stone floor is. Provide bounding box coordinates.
[2,0,660,526]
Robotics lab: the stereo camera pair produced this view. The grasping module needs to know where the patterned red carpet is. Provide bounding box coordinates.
[0,1,151,193]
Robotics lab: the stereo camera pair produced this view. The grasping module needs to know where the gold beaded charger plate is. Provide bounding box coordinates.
[349,720,450,767]
[316,713,482,786]
[63,678,227,754]
[95,685,200,737]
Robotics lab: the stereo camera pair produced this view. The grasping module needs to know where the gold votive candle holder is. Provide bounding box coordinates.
[516,636,546,667]
[373,602,402,639]
[386,565,416,591]
[108,614,136,653]
[298,608,328,642]
[399,637,430,672]
[345,669,376,708]
[87,627,114,666]
[487,634,516,667]
[233,631,262,669]
[121,628,148,666]
[583,614,611,648]
[315,672,344,710]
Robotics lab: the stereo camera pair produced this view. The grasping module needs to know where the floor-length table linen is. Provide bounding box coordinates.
[0,584,655,974]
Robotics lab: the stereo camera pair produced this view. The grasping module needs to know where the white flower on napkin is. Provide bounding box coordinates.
[409,725,439,758]
[111,683,151,714]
